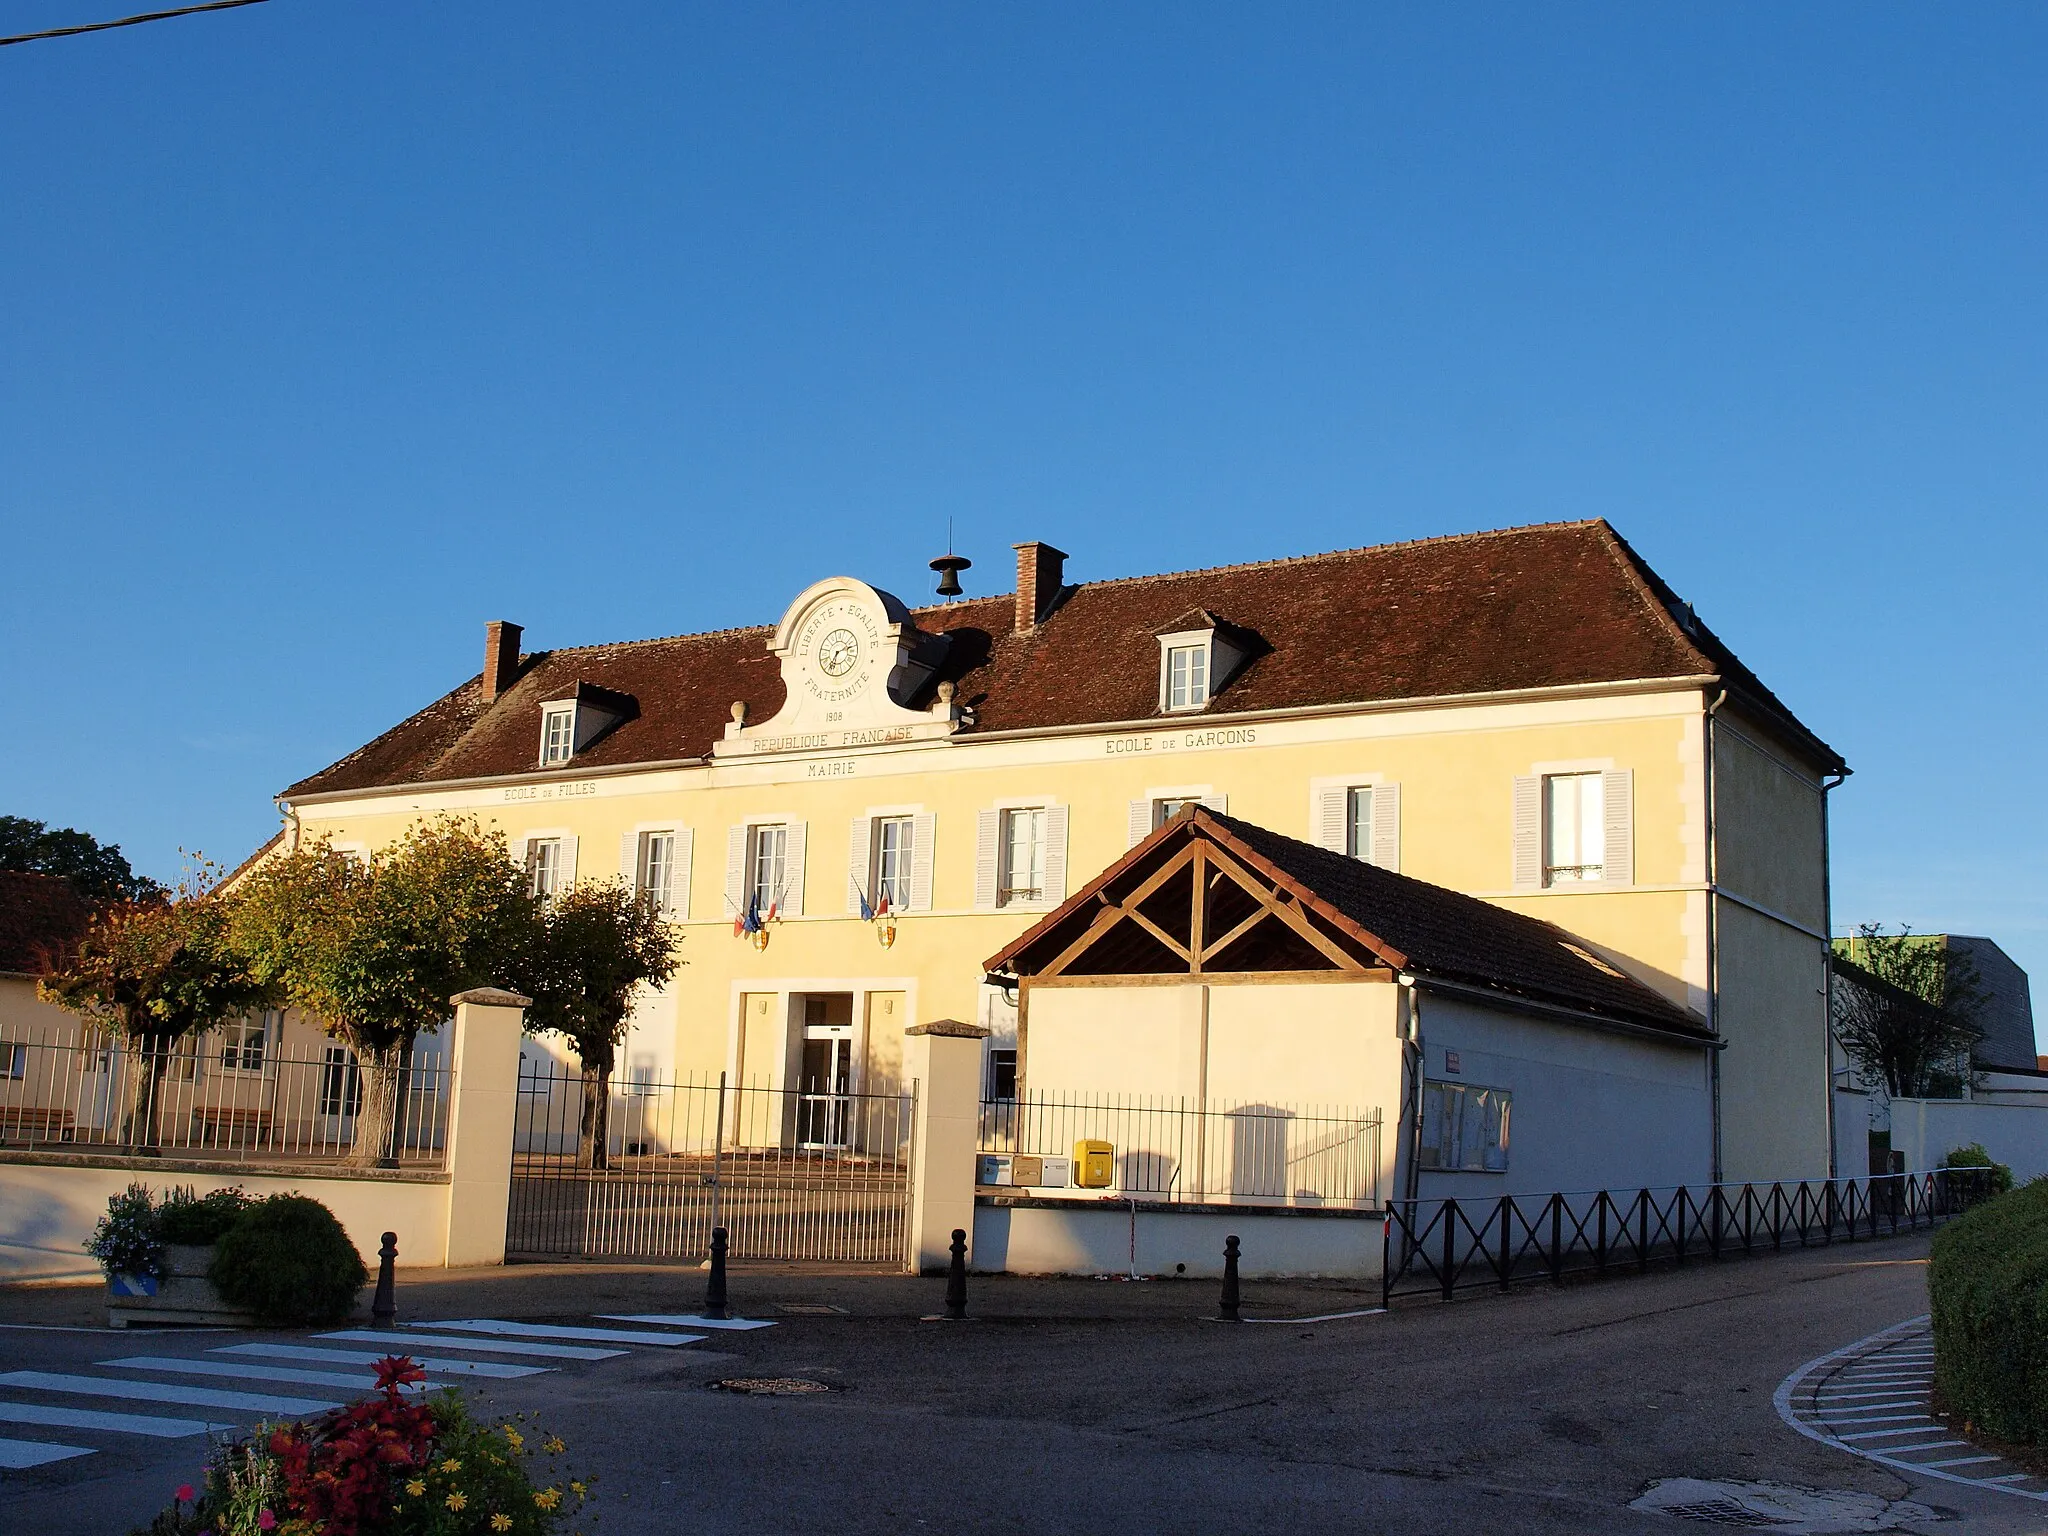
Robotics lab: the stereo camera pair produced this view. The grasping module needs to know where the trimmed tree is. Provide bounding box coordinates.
[514,879,681,1169]
[1833,924,1987,1099]
[38,872,268,1152]
[230,818,534,1168]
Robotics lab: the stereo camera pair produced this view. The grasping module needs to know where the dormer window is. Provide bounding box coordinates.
[1154,610,1258,715]
[535,681,637,769]
[540,704,576,766]
[1165,644,1209,710]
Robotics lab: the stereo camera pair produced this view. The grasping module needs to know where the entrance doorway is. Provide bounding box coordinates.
[797,994,854,1149]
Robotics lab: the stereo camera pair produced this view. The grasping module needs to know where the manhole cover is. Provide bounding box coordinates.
[710,1377,835,1396]
[1631,1480,1940,1533]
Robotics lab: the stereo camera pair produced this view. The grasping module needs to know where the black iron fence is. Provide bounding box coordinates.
[1382,1167,2000,1305]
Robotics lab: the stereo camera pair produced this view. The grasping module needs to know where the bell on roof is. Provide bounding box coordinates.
[929,551,971,600]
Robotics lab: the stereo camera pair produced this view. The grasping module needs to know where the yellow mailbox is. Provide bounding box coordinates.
[1073,1139,1115,1189]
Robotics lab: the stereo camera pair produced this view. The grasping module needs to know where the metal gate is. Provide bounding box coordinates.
[507,1063,916,1265]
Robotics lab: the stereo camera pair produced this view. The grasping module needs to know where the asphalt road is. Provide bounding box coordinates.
[3,1234,2041,1535]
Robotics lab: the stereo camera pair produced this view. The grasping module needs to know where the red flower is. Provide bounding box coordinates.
[174,1484,194,1502]
[372,1355,427,1392]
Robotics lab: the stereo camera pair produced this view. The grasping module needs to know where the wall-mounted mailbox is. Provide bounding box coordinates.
[978,1154,1013,1186]
[1011,1155,1073,1189]
[1073,1139,1115,1188]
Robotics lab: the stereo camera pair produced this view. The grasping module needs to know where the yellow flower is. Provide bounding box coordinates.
[542,1437,565,1454]
[491,1517,513,1533]
[502,1427,524,1451]
[446,1492,468,1512]
[534,1488,562,1510]
[441,1458,463,1473]
[405,1480,426,1497]
[487,1452,504,1465]
[570,1481,586,1497]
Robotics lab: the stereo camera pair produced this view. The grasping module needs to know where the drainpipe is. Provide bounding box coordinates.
[1398,973,1424,1208]
[1820,769,1850,1177]
[1704,690,1726,1185]
[275,797,301,854]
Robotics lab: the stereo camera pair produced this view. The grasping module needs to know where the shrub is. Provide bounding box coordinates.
[156,1184,255,1245]
[87,1182,164,1281]
[209,1193,368,1325]
[1929,1177,2048,1443]
[1942,1142,2015,1196]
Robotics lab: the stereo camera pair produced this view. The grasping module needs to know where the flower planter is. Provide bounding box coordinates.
[107,1243,259,1329]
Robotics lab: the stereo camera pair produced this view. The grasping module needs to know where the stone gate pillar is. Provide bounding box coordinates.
[443,986,530,1267]
[903,1019,989,1275]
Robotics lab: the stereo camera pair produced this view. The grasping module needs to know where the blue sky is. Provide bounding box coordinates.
[2,4,2043,999]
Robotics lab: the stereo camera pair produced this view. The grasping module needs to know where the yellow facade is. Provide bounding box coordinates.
[281,665,1833,1182]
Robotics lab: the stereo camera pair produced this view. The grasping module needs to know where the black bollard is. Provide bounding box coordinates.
[372,1232,398,1325]
[1219,1234,1241,1321]
[944,1228,968,1320]
[705,1227,730,1320]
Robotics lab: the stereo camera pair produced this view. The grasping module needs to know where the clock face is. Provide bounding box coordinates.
[817,628,860,678]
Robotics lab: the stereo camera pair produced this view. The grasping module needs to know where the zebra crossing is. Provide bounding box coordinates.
[0,1310,768,1477]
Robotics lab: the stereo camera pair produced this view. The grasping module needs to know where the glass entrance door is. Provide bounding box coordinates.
[797,1026,853,1149]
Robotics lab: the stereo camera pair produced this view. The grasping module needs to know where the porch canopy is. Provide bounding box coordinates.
[984,805,1711,1043]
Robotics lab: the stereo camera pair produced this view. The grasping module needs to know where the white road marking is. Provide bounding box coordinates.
[598,1314,776,1331]
[0,1438,92,1469]
[0,1402,226,1438]
[1883,1441,1965,1454]
[216,1345,548,1379]
[0,1371,335,1417]
[418,1319,702,1347]
[100,1356,431,1394]
[318,1330,624,1361]
[1820,1414,1934,1427]
[1840,1426,1943,1441]
[1920,1455,2002,1468]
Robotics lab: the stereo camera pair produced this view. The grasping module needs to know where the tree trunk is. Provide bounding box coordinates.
[578,1050,615,1171]
[345,1039,411,1170]
[121,1036,175,1154]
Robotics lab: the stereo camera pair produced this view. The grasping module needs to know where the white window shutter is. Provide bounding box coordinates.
[620,832,639,886]
[783,821,807,916]
[724,825,748,918]
[1127,800,1153,849]
[669,829,692,918]
[1313,787,1347,852]
[847,817,874,914]
[1511,776,1542,890]
[558,835,579,889]
[1601,769,1634,887]
[521,837,540,876]
[1199,794,1227,816]
[974,810,1001,912]
[1370,782,1401,872]
[1043,805,1070,905]
[910,812,936,912]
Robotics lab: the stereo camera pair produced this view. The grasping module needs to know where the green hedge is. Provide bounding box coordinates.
[1930,1178,2048,1443]
[208,1194,367,1326]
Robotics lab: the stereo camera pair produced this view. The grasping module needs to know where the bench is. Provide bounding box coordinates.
[188,1107,272,1148]
[0,1106,76,1142]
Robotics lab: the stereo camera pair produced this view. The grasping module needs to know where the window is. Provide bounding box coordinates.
[1154,797,1201,829]
[639,831,675,911]
[1000,808,1047,904]
[220,1013,274,1074]
[1419,1080,1511,1172]
[527,837,564,902]
[1164,643,1209,710]
[1543,772,1605,885]
[873,816,912,911]
[0,1042,24,1081]
[540,704,575,766]
[1345,787,1373,859]
[986,1047,1019,1102]
[749,824,788,912]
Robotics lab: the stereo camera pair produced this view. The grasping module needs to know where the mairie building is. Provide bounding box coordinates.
[266,520,1847,1189]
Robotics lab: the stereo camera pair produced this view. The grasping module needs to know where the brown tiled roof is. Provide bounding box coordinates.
[0,871,92,977]
[282,520,1841,798]
[987,808,1711,1041]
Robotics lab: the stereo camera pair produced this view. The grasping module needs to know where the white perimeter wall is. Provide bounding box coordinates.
[0,1160,452,1284]
[973,1201,1383,1280]
[1412,992,1715,1200]
[1834,1087,2048,1183]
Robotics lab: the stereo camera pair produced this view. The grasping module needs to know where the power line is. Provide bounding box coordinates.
[0,0,271,49]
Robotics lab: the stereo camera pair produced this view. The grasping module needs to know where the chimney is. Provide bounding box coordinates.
[482,620,524,703]
[1013,542,1068,633]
